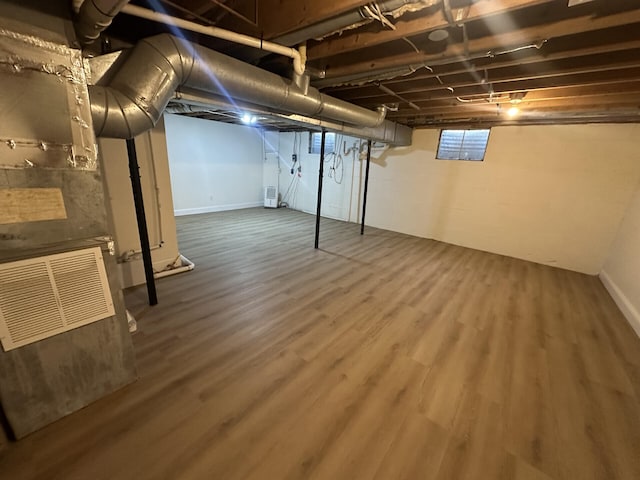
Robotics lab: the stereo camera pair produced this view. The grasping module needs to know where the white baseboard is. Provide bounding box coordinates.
[600,270,640,338]
[174,202,263,216]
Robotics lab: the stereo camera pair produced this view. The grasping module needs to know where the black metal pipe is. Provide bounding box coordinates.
[361,139,372,235]
[126,138,158,306]
[314,130,326,249]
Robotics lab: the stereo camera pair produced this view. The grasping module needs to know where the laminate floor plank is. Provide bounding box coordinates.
[1,207,639,480]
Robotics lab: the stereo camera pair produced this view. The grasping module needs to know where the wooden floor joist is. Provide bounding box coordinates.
[1,208,639,479]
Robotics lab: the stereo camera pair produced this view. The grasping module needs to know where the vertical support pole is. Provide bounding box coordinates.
[361,139,372,235]
[314,130,326,249]
[126,138,158,306]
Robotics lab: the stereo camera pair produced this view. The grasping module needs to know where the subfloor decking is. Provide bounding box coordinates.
[1,208,639,479]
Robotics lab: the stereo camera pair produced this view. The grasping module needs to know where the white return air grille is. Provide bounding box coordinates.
[0,246,114,351]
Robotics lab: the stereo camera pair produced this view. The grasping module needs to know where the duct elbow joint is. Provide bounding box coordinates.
[372,105,388,127]
[89,85,157,139]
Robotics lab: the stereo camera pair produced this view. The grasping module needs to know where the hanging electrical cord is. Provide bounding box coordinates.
[280,171,297,207]
[280,132,303,208]
[324,134,345,185]
[281,165,302,208]
[332,149,344,185]
[290,161,302,207]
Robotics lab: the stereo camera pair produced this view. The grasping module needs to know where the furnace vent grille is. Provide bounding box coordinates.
[0,247,114,351]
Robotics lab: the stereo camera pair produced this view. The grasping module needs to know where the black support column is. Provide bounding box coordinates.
[126,138,158,306]
[314,130,326,249]
[360,139,372,235]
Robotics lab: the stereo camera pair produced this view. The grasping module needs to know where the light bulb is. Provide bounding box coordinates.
[507,106,520,117]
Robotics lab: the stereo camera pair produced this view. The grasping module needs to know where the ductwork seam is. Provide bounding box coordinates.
[164,35,195,83]
[75,0,131,46]
[113,92,133,139]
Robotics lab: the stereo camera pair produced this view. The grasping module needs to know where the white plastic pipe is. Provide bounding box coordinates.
[121,4,306,75]
[153,254,195,279]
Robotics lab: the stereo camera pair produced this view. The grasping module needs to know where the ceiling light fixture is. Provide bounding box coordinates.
[428,29,449,42]
[507,106,520,117]
[241,113,257,124]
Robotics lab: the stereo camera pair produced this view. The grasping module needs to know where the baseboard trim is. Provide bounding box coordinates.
[174,202,263,216]
[600,270,640,338]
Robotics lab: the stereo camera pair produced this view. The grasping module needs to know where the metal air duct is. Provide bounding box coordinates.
[165,90,413,146]
[274,0,442,45]
[89,34,388,139]
[74,0,130,45]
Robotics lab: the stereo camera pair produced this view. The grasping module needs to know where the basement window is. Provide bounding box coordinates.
[309,132,336,154]
[437,129,491,161]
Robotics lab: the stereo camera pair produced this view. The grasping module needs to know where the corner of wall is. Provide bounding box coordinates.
[599,270,640,338]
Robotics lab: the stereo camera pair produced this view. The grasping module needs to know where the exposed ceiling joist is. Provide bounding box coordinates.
[105,0,640,129]
[329,60,640,101]
[317,38,640,90]
[336,66,640,103]
[257,0,371,39]
[307,0,556,60]
[318,8,640,78]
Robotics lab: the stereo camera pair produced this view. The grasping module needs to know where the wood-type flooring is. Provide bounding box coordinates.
[1,208,639,479]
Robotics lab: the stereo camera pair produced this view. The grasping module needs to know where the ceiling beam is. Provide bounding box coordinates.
[383,90,640,118]
[358,79,640,107]
[315,38,640,89]
[307,0,556,60]
[332,63,640,101]
[318,9,640,78]
[386,94,640,116]
[330,59,640,102]
[405,112,640,128]
[389,104,640,123]
[257,0,371,39]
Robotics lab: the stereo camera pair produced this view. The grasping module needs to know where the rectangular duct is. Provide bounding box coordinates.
[0,26,97,171]
[0,247,114,351]
[0,3,136,440]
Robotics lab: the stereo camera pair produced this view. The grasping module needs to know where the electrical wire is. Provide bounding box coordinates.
[402,37,421,54]
[333,153,344,184]
[281,132,303,207]
[373,3,396,30]
[363,3,397,30]
[325,134,344,185]
[281,166,299,206]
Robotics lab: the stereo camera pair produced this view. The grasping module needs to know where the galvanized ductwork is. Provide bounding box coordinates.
[274,0,441,45]
[89,34,387,139]
[74,0,130,45]
[165,91,412,146]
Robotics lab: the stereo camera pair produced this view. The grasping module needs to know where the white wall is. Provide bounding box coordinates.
[601,180,640,336]
[164,114,264,215]
[100,120,640,286]
[275,132,365,222]
[99,117,180,288]
[363,124,640,274]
